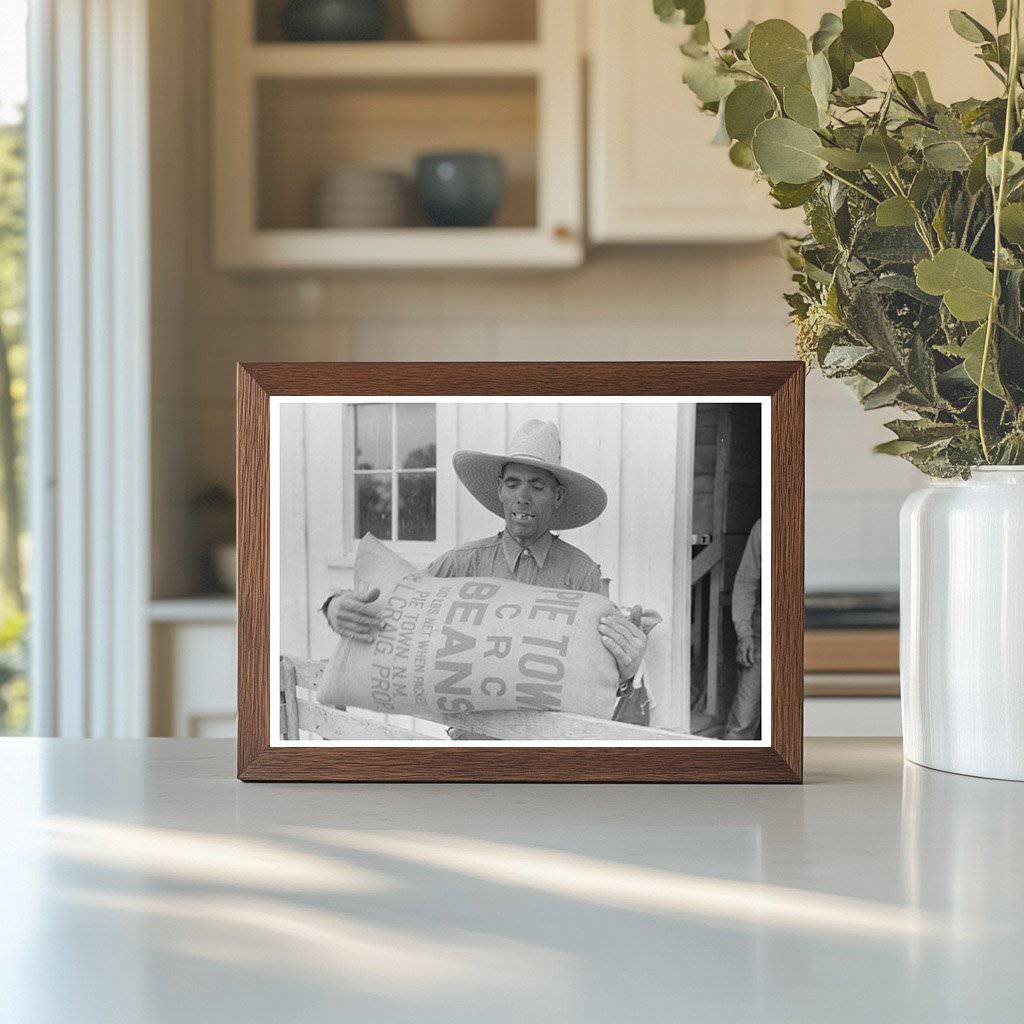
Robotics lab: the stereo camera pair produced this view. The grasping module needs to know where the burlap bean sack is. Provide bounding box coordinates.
[320,534,621,719]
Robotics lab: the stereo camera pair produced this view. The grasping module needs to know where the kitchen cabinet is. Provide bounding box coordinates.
[211,0,583,269]
[587,1,812,243]
[587,0,999,244]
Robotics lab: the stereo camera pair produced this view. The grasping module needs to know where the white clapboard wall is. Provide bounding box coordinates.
[278,401,695,730]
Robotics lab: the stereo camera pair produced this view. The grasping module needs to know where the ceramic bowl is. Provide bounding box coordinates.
[403,0,534,42]
[414,152,505,227]
[314,168,409,228]
[280,0,388,42]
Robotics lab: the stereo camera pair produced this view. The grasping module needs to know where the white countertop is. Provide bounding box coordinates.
[1,738,1021,1023]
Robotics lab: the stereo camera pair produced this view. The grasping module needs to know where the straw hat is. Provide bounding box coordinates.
[452,419,608,530]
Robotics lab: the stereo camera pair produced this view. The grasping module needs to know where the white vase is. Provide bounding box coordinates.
[900,467,1024,780]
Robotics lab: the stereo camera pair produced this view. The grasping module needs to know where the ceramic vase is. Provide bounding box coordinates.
[900,467,1024,781]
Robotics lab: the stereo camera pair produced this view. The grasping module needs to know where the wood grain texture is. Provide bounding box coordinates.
[237,361,805,783]
[804,629,899,674]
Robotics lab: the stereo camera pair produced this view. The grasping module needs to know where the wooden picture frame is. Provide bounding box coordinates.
[237,362,804,782]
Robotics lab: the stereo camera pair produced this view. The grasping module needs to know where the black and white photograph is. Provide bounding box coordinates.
[271,396,769,746]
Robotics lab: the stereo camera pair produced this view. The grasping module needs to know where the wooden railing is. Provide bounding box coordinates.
[279,656,699,742]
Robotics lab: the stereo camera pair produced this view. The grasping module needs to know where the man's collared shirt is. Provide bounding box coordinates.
[425,531,603,593]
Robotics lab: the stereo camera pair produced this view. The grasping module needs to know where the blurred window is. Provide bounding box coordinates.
[0,1,28,735]
[352,403,436,542]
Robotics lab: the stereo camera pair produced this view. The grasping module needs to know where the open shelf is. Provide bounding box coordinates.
[249,42,544,78]
[254,0,538,45]
[220,227,579,269]
[213,0,581,268]
[257,76,537,232]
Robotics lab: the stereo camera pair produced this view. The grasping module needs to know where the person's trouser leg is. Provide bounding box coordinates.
[723,638,761,740]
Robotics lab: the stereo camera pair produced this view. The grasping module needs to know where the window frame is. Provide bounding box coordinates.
[336,401,457,568]
[350,402,438,545]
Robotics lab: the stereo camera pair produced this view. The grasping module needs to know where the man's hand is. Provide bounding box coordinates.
[633,607,663,637]
[324,583,382,642]
[736,636,758,668]
[599,609,647,682]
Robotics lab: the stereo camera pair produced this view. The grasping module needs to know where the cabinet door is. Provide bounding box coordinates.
[588,1,815,243]
[588,1,1003,244]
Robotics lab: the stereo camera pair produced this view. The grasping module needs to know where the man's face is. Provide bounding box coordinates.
[497,462,565,545]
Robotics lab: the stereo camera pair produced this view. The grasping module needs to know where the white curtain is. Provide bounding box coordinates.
[28,0,150,736]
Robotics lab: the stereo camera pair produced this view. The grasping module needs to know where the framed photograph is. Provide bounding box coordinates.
[237,362,804,782]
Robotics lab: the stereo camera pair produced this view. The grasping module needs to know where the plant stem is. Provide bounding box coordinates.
[880,54,929,119]
[968,212,994,253]
[979,0,1021,462]
[996,317,1024,344]
[821,167,879,203]
[749,69,783,116]
[873,167,937,254]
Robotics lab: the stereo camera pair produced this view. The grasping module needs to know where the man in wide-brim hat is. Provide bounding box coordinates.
[324,419,650,683]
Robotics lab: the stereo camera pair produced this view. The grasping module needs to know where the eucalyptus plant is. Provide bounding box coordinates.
[658,0,1024,475]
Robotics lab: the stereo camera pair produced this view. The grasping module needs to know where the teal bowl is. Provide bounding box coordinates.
[281,0,388,42]
[415,152,505,228]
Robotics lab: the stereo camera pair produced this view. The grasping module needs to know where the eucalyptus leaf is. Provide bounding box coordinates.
[875,196,918,228]
[948,10,993,44]
[682,55,737,103]
[967,143,993,193]
[892,72,919,102]
[854,225,929,263]
[836,76,878,104]
[842,1,894,60]
[847,285,907,369]
[912,71,935,105]
[711,106,731,145]
[681,0,705,25]
[729,140,758,169]
[770,179,821,209]
[932,190,951,246]
[923,141,973,171]
[752,117,827,184]
[657,0,1024,477]
[822,342,874,373]
[690,19,710,46]
[860,133,905,172]
[748,19,810,87]
[874,438,921,455]
[986,150,1024,190]
[884,418,963,443]
[810,12,843,54]
[653,0,705,25]
[909,335,941,402]
[814,146,872,170]
[783,83,823,129]
[723,81,775,143]
[724,20,755,53]
[653,0,677,24]
[807,51,833,111]
[909,165,937,205]
[959,324,1007,398]
[915,248,994,321]
[862,374,903,409]
[827,35,855,89]
[999,202,1024,242]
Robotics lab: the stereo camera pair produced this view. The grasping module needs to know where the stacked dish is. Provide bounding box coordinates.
[403,0,534,41]
[314,167,409,228]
